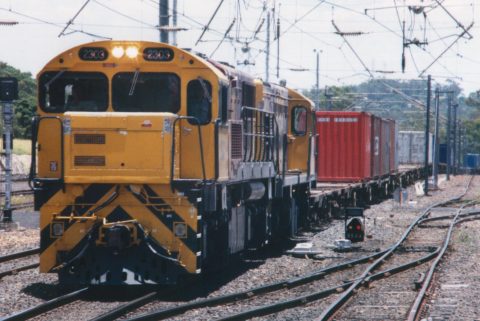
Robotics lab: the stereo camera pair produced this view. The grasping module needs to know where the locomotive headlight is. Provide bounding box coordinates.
[51,222,64,237]
[125,46,139,58]
[112,46,125,58]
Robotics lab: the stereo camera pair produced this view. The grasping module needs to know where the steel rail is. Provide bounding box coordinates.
[216,249,441,321]
[0,263,39,279]
[315,176,474,321]
[1,202,34,211]
[0,175,29,183]
[1,287,89,321]
[89,291,158,321]
[217,200,480,321]
[407,199,475,320]
[122,177,474,321]
[0,189,34,197]
[122,249,392,321]
[0,248,40,263]
[101,207,480,321]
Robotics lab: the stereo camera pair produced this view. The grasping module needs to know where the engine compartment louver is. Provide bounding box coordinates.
[74,156,106,166]
[231,123,243,160]
[74,134,106,144]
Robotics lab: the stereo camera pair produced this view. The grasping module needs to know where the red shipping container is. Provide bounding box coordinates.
[316,111,396,182]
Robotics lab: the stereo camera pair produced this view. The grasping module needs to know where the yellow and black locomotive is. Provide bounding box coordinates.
[30,41,315,285]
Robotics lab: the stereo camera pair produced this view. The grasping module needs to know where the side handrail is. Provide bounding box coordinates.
[240,106,277,165]
[170,116,207,192]
[28,115,64,191]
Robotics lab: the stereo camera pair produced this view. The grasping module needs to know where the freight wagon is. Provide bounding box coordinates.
[315,111,397,183]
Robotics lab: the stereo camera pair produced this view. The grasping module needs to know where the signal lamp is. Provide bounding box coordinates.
[112,46,125,58]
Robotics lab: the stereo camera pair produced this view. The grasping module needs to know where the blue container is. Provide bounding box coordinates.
[439,144,447,164]
[464,154,480,169]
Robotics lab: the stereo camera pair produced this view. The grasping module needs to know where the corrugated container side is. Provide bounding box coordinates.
[388,120,396,172]
[380,119,389,174]
[316,111,372,182]
[371,115,382,177]
[394,122,399,170]
[397,131,433,165]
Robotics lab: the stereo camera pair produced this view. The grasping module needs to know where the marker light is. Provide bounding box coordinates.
[112,46,125,58]
[126,46,139,58]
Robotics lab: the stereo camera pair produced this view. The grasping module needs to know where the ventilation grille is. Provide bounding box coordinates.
[74,134,105,144]
[231,123,243,160]
[74,156,105,166]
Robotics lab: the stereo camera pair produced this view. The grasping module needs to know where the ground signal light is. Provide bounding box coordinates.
[344,207,365,242]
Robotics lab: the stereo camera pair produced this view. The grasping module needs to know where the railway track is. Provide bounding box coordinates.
[0,248,40,281]
[89,176,476,321]
[0,202,34,211]
[1,287,90,321]
[2,177,477,321]
[318,176,478,321]
[0,189,34,198]
[0,176,34,211]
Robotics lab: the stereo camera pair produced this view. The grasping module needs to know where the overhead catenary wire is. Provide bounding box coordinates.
[58,0,91,37]
[419,23,474,78]
[210,18,236,58]
[0,7,110,39]
[195,0,225,46]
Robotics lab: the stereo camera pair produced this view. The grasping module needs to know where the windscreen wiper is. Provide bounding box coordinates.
[129,69,140,96]
[44,69,67,91]
[197,77,212,103]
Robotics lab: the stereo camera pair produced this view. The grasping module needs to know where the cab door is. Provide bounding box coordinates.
[287,106,309,172]
[179,76,216,179]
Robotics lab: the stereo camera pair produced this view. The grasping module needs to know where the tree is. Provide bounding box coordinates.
[0,62,37,138]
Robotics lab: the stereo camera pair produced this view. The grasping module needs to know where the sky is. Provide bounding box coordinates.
[0,0,479,97]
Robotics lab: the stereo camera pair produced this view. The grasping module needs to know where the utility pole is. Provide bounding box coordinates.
[265,9,270,82]
[273,6,280,79]
[0,77,18,226]
[314,49,320,109]
[424,75,431,195]
[433,87,440,189]
[172,0,178,46]
[452,104,458,175]
[325,86,333,111]
[446,93,452,180]
[276,15,280,79]
[159,0,169,43]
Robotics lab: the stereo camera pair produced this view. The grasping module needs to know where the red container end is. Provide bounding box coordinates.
[315,111,396,182]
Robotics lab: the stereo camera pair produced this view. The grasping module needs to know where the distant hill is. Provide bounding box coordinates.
[303,78,480,153]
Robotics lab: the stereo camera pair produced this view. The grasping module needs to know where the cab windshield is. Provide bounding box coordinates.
[39,72,108,113]
[112,72,180,112]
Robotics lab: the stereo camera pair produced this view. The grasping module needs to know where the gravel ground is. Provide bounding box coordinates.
[420,176,480,321]
[0,174,475,321]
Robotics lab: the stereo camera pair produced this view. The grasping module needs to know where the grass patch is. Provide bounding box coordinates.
[457,230,472,244]
[0,138,31,155]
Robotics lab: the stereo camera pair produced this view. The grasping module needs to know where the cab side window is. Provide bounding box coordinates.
[187,79,212,125]
[292,106,307,136]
